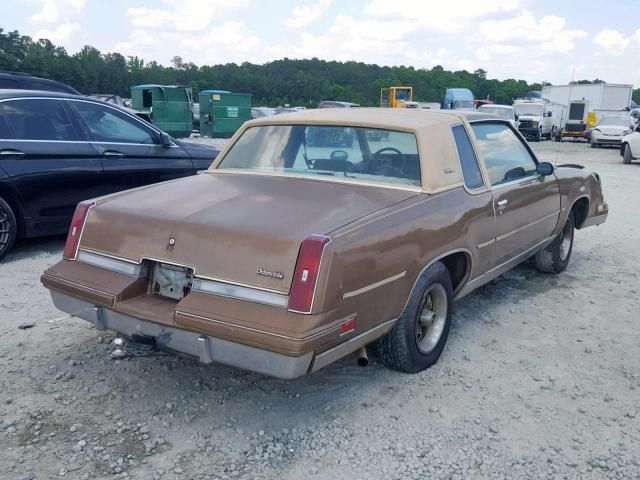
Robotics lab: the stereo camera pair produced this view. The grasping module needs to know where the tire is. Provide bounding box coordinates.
[591,141,597,148]
[534,129,541,142]
[375,261,453,373]
[534,213,574,274]
[623,143,633,164]
[0,197,18,261]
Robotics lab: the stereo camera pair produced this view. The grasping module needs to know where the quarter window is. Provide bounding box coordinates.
[452,125,484,189]
[471,123,537,185]
[2,99,80,141]
[71,101,157,144]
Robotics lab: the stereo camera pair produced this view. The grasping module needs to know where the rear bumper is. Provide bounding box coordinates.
[51,290,314,379]
[49,290,396,379]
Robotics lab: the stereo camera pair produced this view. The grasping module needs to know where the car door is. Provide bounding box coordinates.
[0,97,104,237]
[67,100,194,194]
[470,122,560,266]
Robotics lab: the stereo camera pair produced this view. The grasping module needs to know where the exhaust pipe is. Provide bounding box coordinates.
[357,347,368,367]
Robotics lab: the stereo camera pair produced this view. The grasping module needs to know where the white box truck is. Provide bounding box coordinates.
[513,98,566,142]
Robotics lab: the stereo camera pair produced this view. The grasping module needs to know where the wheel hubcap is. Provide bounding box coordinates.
[415,284,447,354]
[0,206,11,251]
[559,220,572,261]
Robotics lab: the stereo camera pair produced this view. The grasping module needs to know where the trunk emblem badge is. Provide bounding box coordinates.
[257,267,284,280]
[168,238,176,248]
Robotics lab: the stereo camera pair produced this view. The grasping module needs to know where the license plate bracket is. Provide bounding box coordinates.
[150,262,193,301]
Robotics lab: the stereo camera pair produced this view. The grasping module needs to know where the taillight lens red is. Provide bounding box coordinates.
[63,200,95,260]
[288,235,330,314]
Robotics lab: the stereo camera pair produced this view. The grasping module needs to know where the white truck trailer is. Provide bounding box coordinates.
[541,84,633,140]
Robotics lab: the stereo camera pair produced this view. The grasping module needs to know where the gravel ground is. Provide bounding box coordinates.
[1,140,638,480]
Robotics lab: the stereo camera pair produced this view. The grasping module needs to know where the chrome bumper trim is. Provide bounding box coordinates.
[50,291,313,379]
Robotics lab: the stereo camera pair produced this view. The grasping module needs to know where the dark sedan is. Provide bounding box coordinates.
[0,90,219,259]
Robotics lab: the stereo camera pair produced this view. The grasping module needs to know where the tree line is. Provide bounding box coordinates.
[1,28,638,107]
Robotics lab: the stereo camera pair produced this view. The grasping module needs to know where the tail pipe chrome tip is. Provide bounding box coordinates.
[357,346,369,367]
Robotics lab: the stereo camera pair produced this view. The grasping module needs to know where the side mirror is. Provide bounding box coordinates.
[536,162,554,176]
[160,132,172,148]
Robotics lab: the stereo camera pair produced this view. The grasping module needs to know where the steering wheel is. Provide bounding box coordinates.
[373,147,406,174]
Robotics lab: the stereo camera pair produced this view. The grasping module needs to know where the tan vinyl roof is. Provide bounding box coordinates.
[249,107,465,130]
[213,108,476,194]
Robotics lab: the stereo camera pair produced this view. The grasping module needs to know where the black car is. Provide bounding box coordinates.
[0,71,79,94]
[0,90,220,259]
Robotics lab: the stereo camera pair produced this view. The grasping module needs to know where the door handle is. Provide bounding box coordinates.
[496,199,508,211]
[0,149,25,160]
[102,150,124,159]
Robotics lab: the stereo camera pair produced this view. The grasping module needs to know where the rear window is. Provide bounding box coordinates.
[217,125,421,187]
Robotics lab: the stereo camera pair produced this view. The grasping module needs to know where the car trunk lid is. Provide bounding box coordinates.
[79,172,418,293]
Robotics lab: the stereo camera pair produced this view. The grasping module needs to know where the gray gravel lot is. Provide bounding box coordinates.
[0,140,638,480]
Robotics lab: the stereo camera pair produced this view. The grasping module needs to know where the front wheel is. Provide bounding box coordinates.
[534,213,574,274]
[591,141,597,148]
[623,143,633,164]
[375,261,453,373]
[0,197,17,261]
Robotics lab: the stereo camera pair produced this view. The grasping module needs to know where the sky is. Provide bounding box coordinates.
[5,0,640,86]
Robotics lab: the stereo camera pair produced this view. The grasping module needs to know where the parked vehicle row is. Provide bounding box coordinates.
[41,108,608,379]
[0,91,219,259]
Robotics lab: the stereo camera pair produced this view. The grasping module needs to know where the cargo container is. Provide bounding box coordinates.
[130,85,194,138]
[199,90,252,138]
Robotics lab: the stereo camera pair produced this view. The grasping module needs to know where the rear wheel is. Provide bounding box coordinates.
[623,143,633,164]
[534,213,574,274]
[375,261,453,373]
[0,197,17,261]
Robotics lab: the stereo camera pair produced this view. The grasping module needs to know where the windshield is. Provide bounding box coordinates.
[598,116,630,127]
[452,100,475,109]
[514,103,543,116]
[478,106,514,120]
[216,125,421,187]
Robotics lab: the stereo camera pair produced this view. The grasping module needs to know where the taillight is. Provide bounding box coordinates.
[63,200,95,260]
[288,235,330,314]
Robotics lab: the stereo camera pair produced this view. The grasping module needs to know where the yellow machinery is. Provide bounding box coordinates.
[380,86,418,108]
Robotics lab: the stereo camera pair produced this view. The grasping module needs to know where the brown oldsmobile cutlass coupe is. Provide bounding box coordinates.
[42,109,608,379]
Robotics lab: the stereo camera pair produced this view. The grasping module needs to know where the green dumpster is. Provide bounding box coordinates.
[131,85,194,138]
[199,90,252,138]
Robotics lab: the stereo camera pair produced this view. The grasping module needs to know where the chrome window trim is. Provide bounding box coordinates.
[0,96,177,147]
[191,277,288,308]
[451,123,488,193]
[209,169,423,193]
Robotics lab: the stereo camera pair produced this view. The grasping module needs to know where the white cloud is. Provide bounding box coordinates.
[365,0,520,33]
[125,0,249,32]
[593,28,630,55]
[26,0,86,25]
[115,21,262,65]
[285,0,332,29]
[34,22,80,44]
[476,11,585,44]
